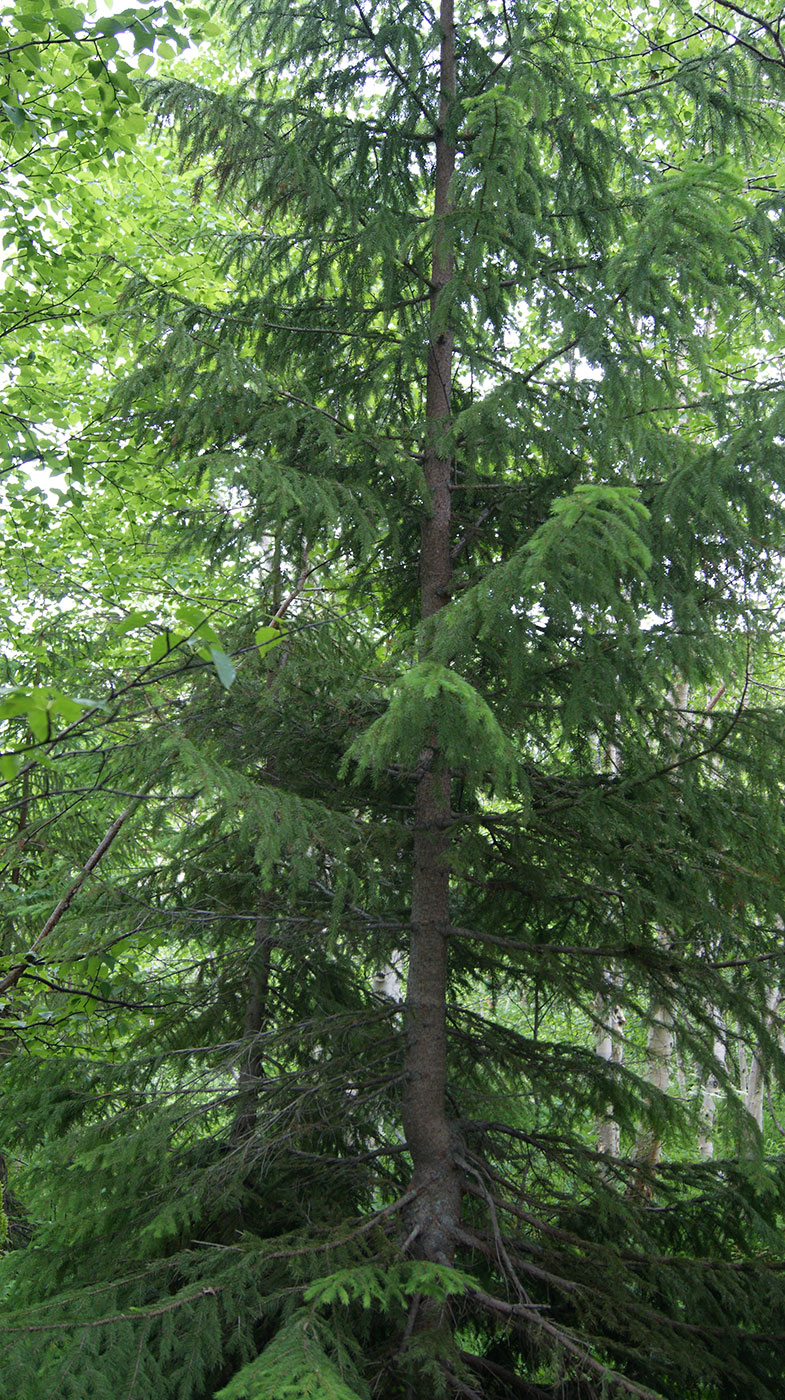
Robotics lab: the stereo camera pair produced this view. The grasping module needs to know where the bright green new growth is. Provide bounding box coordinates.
[220,1266,472,1400]
[214,1314,367,1400]
[343,661,519,794]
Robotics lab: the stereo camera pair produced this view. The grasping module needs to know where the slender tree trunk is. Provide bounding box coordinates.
[632,684,687,1173]
[230,542,281,1148]
[372,951,404,1002]
[698,1010,726,1160]
[744,986,782,1133]
[635,996,673,1169]
[230,901,272,1146]
[401,0,461,1268]
[594,973,624,1158]
[594,741,623,1157]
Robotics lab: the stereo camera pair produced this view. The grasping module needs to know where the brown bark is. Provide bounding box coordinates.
[401,0,462,1269]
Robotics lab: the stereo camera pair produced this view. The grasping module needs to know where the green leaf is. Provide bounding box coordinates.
[26,707,50,742]
[0,755,20,781]
[209,647,236,689]
[92,13,133,36]
[15,14,48,33]
[114,609,153,636]
[1,101,28,130]
[53,7,86,34]
[0,692,36,721]
[149,631,187,663]
[255,625,285,660]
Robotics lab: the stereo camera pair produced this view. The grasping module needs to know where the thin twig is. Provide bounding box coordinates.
[0,795,147,995]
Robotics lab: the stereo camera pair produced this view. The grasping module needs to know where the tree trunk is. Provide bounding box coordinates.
[632,684,687,1171]
[698,1010,726,1161]
[635,997,673,1169]
[372,951,404,1002]
[594,974,624,1158]
[744,986,782,1133]
[229,901,272,1146]
[401,0,462,1268]
[594,741,623,1158]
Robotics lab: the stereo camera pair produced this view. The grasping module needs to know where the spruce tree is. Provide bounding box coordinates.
[4,2,785,1398]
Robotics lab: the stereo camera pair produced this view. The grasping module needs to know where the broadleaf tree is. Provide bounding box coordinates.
[0,0,211,474]
[4,0,785,1397]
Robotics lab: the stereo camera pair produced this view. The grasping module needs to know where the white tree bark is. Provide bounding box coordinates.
[698,1011,727,1161]
[593,736,624,1157]
[635,998,674,1167]
[744,986,782,1132]
[594,978,625,1157]
[372,950,404,1003]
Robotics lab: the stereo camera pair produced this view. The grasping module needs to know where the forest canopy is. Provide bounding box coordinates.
[4,0,785,1396]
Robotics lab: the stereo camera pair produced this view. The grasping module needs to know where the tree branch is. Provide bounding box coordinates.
[0,795,146,996]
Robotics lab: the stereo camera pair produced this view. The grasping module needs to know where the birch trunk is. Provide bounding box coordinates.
[635,999,674,1168]
[594,740,623,1157]
[373,951,404,1003]
[744,987,782,1133]
[594,976,624,1157]
[698,1012,726,1161]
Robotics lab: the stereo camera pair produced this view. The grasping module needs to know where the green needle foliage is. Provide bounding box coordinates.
[4,1,785,1397]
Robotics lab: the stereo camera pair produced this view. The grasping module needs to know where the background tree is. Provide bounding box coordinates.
[0,0,207,473]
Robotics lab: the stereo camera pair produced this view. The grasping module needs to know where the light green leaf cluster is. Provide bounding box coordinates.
[216,1313,366,1400]
[220,1264,473,1400]
[343,661,517,795]
[0,684,105,761]
[304,1260,472,1310]
[527,483,652,616]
